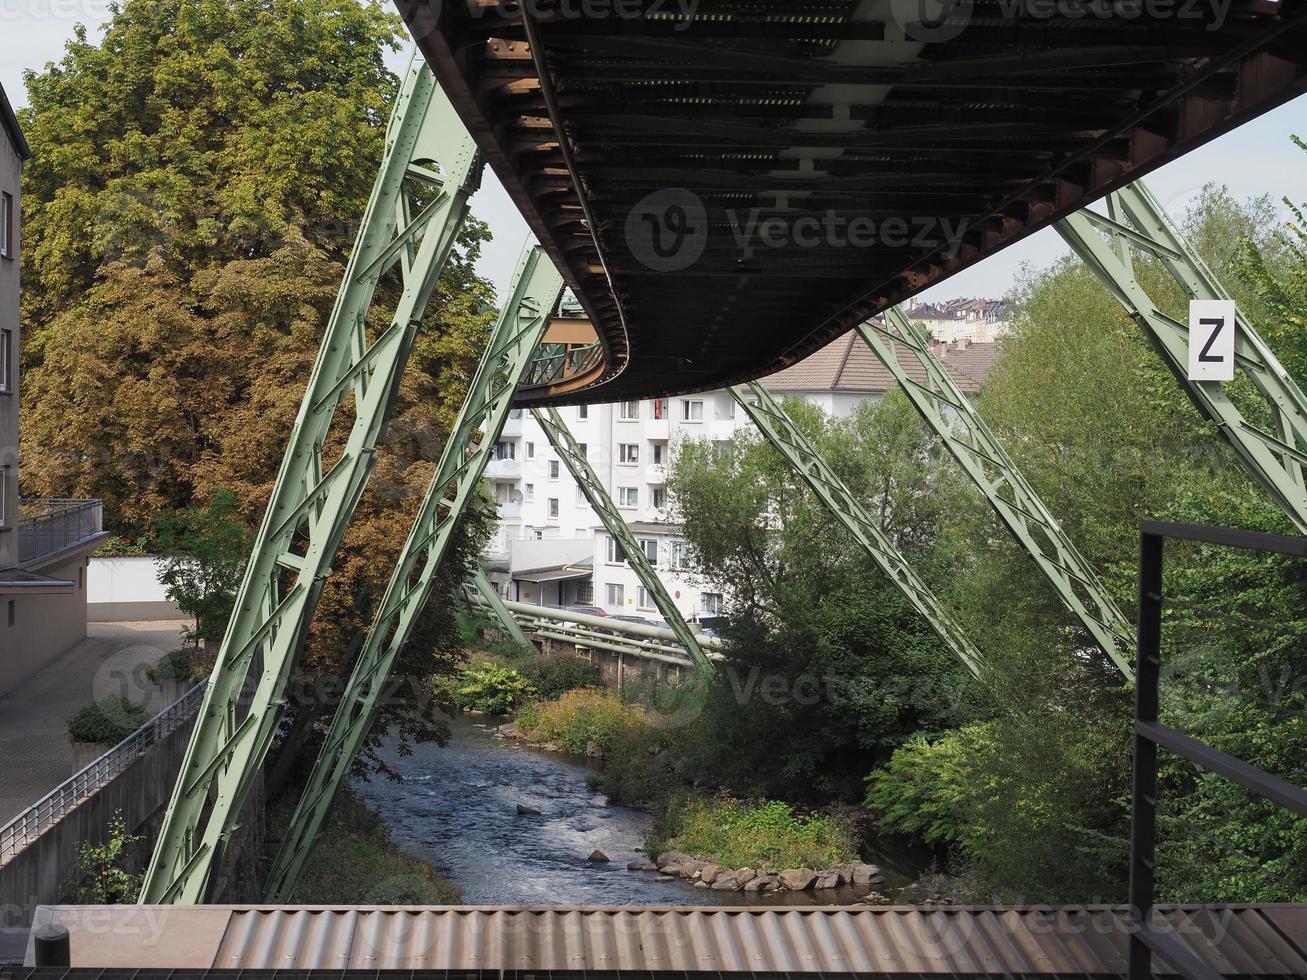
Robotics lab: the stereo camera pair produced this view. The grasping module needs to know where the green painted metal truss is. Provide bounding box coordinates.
[263,242,563,901]
[531,406,715,675]
[140,59,485,903]
[856,310,1135,679]
[1058,181,1307,535]
[469,565,533,650]
[731,383,984,677]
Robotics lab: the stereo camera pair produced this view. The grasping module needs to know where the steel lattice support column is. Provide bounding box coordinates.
[468,565,533,650]
[140,60,483,904]
[263,243,563,901]
[855,310,1134,679]
[531,407,714,674]
[731,383,984,677]
[1058,180,1307,533]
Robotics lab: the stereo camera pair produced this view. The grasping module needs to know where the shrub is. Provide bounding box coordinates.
[516,688,646,756]
[66,811,142,903]
[516,654,601,699]
[67,698,151,745]
[147,648,202,684]
[864,728,979,846]
[652,794,857,870]
[451,662,536,715]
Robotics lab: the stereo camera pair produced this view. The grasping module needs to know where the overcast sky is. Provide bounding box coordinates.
[3,8,1305,303]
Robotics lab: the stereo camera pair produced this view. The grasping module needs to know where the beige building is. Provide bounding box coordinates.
[0,83,107,695]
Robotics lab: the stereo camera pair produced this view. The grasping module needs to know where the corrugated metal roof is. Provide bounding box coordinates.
[28,905,1307,976]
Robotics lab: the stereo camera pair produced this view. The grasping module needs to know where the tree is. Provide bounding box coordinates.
[17,0,499,774]
[666,395,975,802]
[156,489,250,646]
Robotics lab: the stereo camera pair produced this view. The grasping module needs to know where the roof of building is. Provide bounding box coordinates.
[759,331,999,396]
[26,904,1307,975]
[0,83,30,161]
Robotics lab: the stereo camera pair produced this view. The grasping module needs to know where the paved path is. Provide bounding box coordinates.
[0,621,188,824]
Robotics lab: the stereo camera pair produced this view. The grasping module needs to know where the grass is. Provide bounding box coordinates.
[515,688,647,756]
[273,788,460,904]
[652,794,858,870]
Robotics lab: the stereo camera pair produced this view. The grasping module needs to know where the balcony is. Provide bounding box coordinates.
[17,499,104,565]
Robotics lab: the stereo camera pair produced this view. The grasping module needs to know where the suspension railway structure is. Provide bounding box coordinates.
[32,2,1307,976]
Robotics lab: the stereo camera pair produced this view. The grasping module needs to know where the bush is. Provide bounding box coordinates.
[652,794,857,870]
[451,662,536,715]
[516,688,646,756]
[146,648,202,684]
[67,698,151,745]
[865,728,981,846]
[516,654,601,699]
[66,811,142,903]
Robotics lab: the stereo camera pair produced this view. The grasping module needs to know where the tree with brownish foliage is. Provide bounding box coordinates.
[18,0,499,770]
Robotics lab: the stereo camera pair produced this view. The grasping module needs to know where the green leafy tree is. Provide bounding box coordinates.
[156,489,250,646]
[68,812,143,904]
[666,395,974,802]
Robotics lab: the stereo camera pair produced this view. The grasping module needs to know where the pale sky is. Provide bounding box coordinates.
[3,8,1305,302]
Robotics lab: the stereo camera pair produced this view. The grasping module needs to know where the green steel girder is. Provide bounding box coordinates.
[140,60,483,904]
[531,406,715,674]
[855,310,1135,679]
[263,242,564,901]
[469,565,533,650]
[1057,180,1307,534]
[731,383,984,678]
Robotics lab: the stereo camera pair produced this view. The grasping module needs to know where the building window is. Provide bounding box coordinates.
[0,193,12,260]
[701,592,723,613]
[0,467,6,526]
[549,460,560,480]
[494,482,514,503]
[682,399,703,421]
[575,580,594,604]
[652,486,666,510]
[636,586,655,610]
[618,443,639,464]
[652,442,664,465]
[577,404,589,420]
[578,442,587,457]
[713,440,731,460]
[606,583,625,607]
[619,400,640,420]
[525,482,534,500]
[6,599,13,628]
[493,440,515,461]
[641,538,658,565]
[0,328,10,393]
[605,535,626,565]
[548,498,559,518]
[575,485,587,506]
[652,398,668,419]
[532,529,544,540]
[618,486,638,508]
[526,441,535,459]
[669,539,689,570]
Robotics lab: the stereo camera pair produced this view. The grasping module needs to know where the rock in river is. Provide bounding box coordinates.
[589,849,610,862]
[516,803,542,816]
[779,868,816,891]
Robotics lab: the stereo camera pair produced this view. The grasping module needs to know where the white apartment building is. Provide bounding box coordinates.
[483,326,999,621]
[904,297,1009,344]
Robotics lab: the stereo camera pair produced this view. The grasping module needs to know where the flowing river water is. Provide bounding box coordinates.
[353,714,927,906]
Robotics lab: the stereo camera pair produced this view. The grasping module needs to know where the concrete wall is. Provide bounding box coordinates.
[0,707,264,925]
[88,557,185,622]
[0,548,92,696]
[0,108,21,572]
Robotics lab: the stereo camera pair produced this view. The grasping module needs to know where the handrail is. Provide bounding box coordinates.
[467,592,724,664]
[0,680,207,866]
[17,498,104,564]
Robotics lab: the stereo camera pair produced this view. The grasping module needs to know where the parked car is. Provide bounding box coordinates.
[564,605,607,618]
[690,614,726,638]
[610,614,659,629]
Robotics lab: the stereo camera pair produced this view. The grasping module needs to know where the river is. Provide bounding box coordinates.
[353,714,928,906]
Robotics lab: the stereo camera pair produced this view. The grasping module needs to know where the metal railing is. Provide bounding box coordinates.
[523,341,603,389]
[0,680,207,866]
[468,593,724,666]
[16,498,104,564]
[1129,521,1307,980]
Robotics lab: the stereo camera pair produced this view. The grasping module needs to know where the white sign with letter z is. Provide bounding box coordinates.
[1188,300,1237,382]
